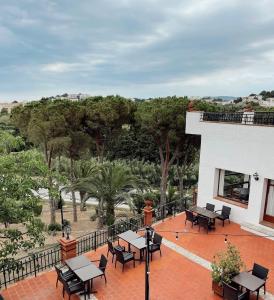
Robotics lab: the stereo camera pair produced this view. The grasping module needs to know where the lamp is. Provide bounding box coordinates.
[253,172,259,181]
[64,225,71,240]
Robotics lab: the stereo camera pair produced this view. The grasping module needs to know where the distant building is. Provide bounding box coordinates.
[0,101,23,113]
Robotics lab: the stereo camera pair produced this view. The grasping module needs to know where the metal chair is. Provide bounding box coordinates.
[216,205,231,226]
[60,273,87,300]
[197,216,210,234]
[223,282,248,300]
[54,264,75,288]
[249,263,269,296]
[107,239,125,263]
[149,233,163,261]
[185,209,198,227]
[114,248,136,272]
[91,254,108,284]
[204,203,215,212]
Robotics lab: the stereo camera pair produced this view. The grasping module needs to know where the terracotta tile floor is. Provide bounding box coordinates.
[1,213,273,300]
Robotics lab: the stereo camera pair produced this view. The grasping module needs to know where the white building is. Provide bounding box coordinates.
[186,111,274,235]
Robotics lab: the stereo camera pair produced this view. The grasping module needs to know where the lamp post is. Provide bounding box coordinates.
[145,226,153,300]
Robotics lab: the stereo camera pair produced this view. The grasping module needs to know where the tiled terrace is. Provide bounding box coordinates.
[2,213,274,300]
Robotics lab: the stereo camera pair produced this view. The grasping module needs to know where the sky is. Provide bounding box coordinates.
[1,0,274,101]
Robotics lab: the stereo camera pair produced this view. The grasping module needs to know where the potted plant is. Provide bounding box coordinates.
[211,243,245,296]
[143,191,156,207]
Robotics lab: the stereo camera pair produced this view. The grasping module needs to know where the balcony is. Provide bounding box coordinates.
[201,112,274,126]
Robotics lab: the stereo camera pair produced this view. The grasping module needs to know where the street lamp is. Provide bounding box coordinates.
[64,225,72,240]
[145,226,154,300]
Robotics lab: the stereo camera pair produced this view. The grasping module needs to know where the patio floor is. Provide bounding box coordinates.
[1,213,274,300]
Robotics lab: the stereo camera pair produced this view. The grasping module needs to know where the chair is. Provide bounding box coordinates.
[223,282,248,300]
[198,216,210,234]
[91,254,108,284]
[249,263,269,296]
[60,273,87,300]
[114,248,135,271]
[149,232,163,261]
[107,239,125,263]
[54,264,75,288]
[204,203,215,212]
[216,205,231,226]
[185,210,198,227]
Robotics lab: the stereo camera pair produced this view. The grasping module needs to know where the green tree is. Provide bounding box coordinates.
[0,130,25,154]
[72,162,144,227]
[135,97,188,207]
[0,150,46,268]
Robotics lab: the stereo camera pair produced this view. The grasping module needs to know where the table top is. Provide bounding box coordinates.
[74,263,103,282]
[232,272,265,292]
[65,255,91,271]
[190,206,219,219]
[118,230,141,243]
[129,237,152,250]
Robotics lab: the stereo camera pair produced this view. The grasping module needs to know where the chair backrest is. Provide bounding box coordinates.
[252,263,269,280]
[206,203,215,212]
[115,248,124,263]
[99,254,108,273]
[185,210,194,222]
[198,216,209,228]
[55,264,63,281]
[223,282,239,300]
[153,233,162,245]
[107,239,114,253]
[222,206,231,217]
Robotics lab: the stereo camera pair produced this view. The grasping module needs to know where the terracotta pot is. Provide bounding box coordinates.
[212,281,223,297]
[144,199,153,207]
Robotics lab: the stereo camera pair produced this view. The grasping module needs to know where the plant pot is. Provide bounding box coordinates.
[144,199,153,207]
[212,281,223,297]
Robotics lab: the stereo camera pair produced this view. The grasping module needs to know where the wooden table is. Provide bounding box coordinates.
[65,255,91,271]
[190,206,219,229]
[118,230,141,252]
[232,272,265,300]
[74,263,103,299]
[129,237,152,262]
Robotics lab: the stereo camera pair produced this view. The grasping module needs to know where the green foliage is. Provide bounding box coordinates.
[211,243,245,285]
[48,223,62,232]
[0,130,25,154]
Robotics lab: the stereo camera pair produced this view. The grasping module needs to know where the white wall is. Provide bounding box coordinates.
[186,112,274,225]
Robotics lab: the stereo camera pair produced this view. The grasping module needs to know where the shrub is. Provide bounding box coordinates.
[48,223,62,232]
[63,219,70,227]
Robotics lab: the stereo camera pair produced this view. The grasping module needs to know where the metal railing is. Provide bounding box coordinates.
[0,197,191,289]
[0,244,61,289]
[201,111,274,126]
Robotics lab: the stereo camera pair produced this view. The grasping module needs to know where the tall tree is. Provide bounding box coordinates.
[135,97,189,206]
[82,96,135,160]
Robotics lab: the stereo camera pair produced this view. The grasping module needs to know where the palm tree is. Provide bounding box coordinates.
[72,162,145,227]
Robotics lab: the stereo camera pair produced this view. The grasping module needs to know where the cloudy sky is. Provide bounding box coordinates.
[1,0,274,101]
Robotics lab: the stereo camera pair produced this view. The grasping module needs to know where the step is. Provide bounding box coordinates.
[241,222,274,241]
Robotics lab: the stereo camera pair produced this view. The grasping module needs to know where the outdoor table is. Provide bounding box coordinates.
[65,255,91,271]
[190,206,219,229]
[118,230,141,252]
[232,272,265,300]
[73,263,103,299]
[129,237,152,262]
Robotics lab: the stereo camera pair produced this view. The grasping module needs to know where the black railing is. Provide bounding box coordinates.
[0,244,61,289]
[0,197,191,289]
[201,111,274,126]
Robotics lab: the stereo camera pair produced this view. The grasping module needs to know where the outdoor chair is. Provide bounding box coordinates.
[54,264,75,288]
[114,248,136,271]
[185,209,198,227]
[0,294,4,300]
[149,232,163,261]
[204,203,215,212]
[249,263,269,296]
[223,282,248,300]
[216,205,231,226]
[60,273,87,300]
[107,239,125,263]
[198,216,210,234]
[91,254,108,284]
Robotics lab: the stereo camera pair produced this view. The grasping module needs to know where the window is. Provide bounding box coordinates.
[217,169,250,205]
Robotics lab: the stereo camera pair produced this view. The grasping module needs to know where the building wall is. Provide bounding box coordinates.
[186,112,274,225]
